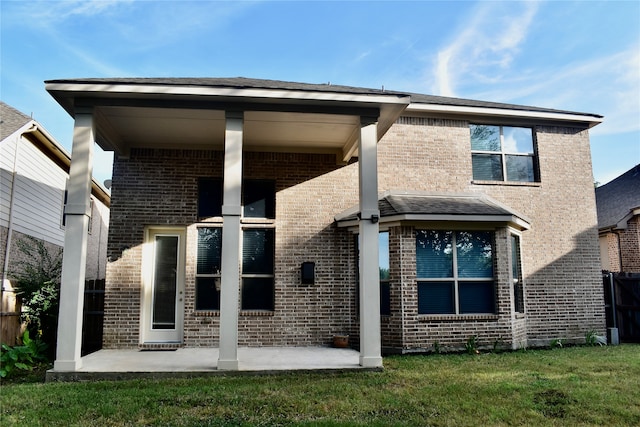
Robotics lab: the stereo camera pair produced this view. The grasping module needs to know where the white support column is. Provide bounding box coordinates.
[218,111,243,370]
[54,109,94,371]
[358,116,382,368]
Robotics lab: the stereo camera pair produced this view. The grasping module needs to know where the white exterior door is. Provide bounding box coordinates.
[141,227,186,343]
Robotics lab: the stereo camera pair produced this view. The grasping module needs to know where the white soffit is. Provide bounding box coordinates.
[406,103,603,127]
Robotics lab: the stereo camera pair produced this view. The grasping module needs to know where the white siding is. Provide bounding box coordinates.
[0,135,18,227]
[9,136,67,246]
[86,196,110,280]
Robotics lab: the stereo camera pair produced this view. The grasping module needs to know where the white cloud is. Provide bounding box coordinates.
[13,0,132,22]
[432,2,539,97]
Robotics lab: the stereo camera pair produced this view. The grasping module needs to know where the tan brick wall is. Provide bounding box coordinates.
[104,149,359,348]
[104,116,605,350]
[375,118,604,348]
[620,216,640,272]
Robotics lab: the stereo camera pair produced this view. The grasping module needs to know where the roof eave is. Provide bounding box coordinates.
[20,120,111,207]
[405,103,603,128]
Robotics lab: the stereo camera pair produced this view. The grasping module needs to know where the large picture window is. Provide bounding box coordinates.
[470,124,537,182]
[416,230,496,314]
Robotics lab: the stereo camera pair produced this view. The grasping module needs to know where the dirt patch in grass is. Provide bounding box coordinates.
[534,389,576,418]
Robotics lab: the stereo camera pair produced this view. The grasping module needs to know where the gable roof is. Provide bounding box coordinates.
[596,164,640,231]
[335,191,531,230]
[0,101,32,141]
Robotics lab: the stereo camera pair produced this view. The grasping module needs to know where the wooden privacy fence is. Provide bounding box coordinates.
[0,281,24,346]
[603,272,640,343]
[1,279,105,354]
[82,279,105,356]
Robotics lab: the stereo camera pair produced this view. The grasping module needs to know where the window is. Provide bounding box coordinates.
[354,232,391,315]
[196,178,276,311]
[241,179,275,310]
[198,178,223,218]
[195,227,222,310]
[379,232,391,315]
[511,234,524,313]
[470,124,537,182]
[416,230,495,314]
[242,228,274,310]
[243,179,275,219]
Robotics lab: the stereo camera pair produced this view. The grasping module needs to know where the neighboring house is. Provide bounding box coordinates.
[596,164,640,272]
[44,78,604,372]
[0,101,110,344]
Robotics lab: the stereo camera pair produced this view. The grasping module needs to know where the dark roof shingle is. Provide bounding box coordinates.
[44,77,602,119]
[0,101,32,141]
[596,164,640,230]
[335,191,529,227]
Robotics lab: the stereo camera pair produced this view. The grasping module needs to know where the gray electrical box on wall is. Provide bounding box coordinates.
[301,262,315,285]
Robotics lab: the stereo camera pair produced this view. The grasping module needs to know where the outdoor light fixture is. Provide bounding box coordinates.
[301,262,315,285]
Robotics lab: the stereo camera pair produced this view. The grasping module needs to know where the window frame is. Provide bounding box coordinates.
[194,225,223,312]
[240,178,276,312]
[354,231,392,316]
[470,124,539,183]
[416,229,496,315]
[241,225,275,311]
[510,232,525,314]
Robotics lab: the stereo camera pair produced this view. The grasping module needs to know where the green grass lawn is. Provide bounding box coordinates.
[1,345,639,426]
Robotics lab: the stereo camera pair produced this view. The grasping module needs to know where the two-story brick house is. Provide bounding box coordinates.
[44,78,604,372]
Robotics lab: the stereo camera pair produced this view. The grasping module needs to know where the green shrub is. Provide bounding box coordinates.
[9,236,62,358]
[0,330,48,378]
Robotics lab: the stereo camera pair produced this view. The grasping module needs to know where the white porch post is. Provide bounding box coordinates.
[218,111,243,370]
[54,109,94,371]
[358,116,382,368]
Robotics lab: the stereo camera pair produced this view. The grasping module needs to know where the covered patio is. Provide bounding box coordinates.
[45,78,411,374]
[46,347,370,382]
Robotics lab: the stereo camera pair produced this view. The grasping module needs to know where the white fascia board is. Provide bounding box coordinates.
[406,103,603,127]
[46,82,411,106]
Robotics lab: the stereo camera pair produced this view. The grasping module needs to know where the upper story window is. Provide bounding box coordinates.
[470,124,537,182]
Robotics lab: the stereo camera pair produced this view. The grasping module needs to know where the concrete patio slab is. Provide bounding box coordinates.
[46,347,376,382]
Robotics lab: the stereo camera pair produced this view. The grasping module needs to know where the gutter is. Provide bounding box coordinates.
[405,103,603,128]
[2,123,37,288]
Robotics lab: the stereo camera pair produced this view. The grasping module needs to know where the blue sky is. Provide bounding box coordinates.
[2,0,639,186]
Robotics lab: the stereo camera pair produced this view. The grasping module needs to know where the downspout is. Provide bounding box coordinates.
[2,124,37,287]
[400,228,405,352]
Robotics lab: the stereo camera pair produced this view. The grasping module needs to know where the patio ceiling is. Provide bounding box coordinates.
[94,106,362,154]
[45,78,411,162]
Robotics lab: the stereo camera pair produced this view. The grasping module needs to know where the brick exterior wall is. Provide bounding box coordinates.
[604,215,640,272]
[103,115,605,351]
[600,232,621,272]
